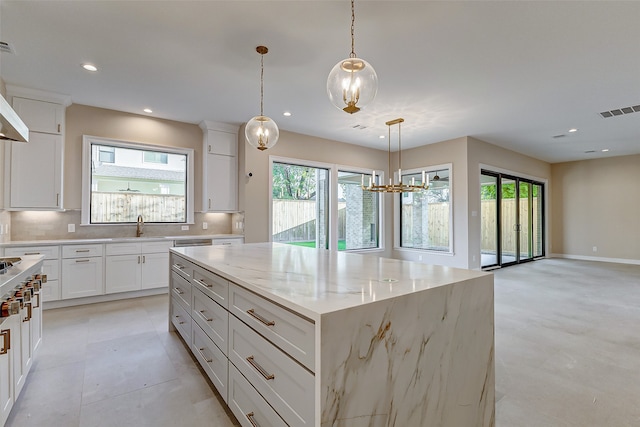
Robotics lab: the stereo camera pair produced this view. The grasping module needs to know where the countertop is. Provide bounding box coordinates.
[0,234,244,247]
[171,242,491,320]
[0,255,44,297]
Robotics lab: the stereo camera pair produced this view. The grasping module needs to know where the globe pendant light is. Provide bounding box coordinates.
[245,46,279,151]
[327,0,378,114]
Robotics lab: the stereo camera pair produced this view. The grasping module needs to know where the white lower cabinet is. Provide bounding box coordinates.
[0,316,16,426]
[61,244,104,299]
[170,253,315,427]
[106,241,171,294]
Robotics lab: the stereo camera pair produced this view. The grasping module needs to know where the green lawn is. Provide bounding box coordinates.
[288,240,347,250]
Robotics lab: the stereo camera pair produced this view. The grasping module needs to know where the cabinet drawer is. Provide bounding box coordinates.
[105,242,141,256]
[230,284,315,371]
[229,364,288,427]
[192,322,228,402]
[193,266,228,309]
[42,259,59,281]
[62,244,103,258]
[170,254,193,281]
[141,240,173,254]
[5,246,59,260]
[171,297,191,344]
[230,316,314,427]
[171,272,191,311]
[192,287,228,354]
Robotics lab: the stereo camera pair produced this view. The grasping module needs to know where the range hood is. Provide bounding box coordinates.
[0,93,28,142]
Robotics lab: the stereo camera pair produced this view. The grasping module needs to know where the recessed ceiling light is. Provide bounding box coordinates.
[601,148,609,152]
[82,63,98,72]
[283,112,291,117]
[143,108,153,113]
[379,135,385,139]
[568,128,578,133]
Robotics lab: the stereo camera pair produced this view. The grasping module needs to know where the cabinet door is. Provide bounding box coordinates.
[9,132,63,209]
[206,129,236,156]
[20,303,33,380]
[206,153,237,212]
[0,317,15,427]
[31,291,43,354]
[12,97,63,134]
[105,254,141,294]
[61,257,104,299]
[12,308,26,398]
[141,252,169,290]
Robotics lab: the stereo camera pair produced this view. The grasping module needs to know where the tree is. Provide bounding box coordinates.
[272,163,317,200]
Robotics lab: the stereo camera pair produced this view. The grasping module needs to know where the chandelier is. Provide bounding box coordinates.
[245,46,279,151]
[361,118,429,193]
[326,0,378,114]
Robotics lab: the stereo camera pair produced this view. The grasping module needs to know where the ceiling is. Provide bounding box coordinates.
[1,1,639,163]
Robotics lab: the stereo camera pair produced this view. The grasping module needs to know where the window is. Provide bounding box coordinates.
[81,136,194,224]
[338,171,380,250]
[99,146,115,163]
[271,161,329,249]
[143,151,168,164]
[270,157,383,252]
[399,166,452,252]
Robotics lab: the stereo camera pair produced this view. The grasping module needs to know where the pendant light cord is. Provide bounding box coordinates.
[350,0,356,58]
[260,53,264,116]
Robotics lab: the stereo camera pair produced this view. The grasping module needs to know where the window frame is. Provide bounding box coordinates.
[81,135,194,225]
[394,163,453,254]
[269,155,385,253]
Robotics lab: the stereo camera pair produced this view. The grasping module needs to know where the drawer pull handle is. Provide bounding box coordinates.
[174,288,184,295]
[197,347,213,363]
[75,249,90,253]
[246,356,275,380]
[75,259,90,263]
[24,252,41,255]
[23,303,32,322]
[246,309,275,327]
[33,293,40,309]
[178,321,185,325]
[173,264,184,270]
[246,412,260,427]
[194,278,212,288]
[0,329,10,354]
[198,310,213,322]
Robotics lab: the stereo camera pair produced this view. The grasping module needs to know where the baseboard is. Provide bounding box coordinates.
[550,253,640,266]
[43,288,168,310]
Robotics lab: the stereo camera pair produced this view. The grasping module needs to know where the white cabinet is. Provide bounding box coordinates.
[61,244,103,299]
[6,132,62,209]
[0,316,16,427]
[200,121,238,212]
[12,97,64,135]
[105,241,171,294]
[4,87,69,211]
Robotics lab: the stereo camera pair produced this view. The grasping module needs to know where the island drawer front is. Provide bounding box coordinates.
[62,244,103,259]
[5,245,59,260]
[171,297,191,343]
[229,364,288,427]
[192,322,228,402]
[230,283,315,371]
[171,272,192,311]
[193,266,228,309]
[192,286,228,354]
[229,315,314,427]
[170,254,193,281]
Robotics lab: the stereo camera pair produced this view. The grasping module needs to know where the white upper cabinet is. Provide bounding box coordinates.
[12,97,64,135]
[200,121,238,212]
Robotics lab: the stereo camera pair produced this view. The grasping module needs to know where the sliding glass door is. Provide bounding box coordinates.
[481,170,544,268]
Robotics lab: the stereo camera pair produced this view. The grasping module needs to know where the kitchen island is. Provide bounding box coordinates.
[170,243,494,427]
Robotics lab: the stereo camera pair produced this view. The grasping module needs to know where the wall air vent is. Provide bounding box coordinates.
[0,41,15,54]
[552,134,566,139]
[600,104,640,118]
[584,150,596,153]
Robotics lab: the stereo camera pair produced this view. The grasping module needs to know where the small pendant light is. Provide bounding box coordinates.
[245,46,279,151]
[327,0,378,114]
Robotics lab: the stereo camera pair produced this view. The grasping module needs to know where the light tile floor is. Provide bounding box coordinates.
[6,258,640,426]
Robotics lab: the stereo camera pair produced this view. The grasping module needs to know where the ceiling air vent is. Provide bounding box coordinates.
[600,104,640,118]
[0,41,14,54]
[552,134,566,139]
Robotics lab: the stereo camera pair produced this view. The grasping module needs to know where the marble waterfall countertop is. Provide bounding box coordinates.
[171,242,491,321]
[0,255,44,297]
[0,234,243,247]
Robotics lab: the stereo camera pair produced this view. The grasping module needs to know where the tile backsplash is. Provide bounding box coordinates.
[9,210,234,241]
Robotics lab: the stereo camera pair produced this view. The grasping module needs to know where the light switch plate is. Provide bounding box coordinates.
[181,225,189,231]
[202,222,208,230]
[68,224,76,233]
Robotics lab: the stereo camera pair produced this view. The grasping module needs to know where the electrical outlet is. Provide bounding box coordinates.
[68,224,76,233]
[592,246,597,252]
[181,225,189,231]
[202,222,208,230]
[0,224,3,235]
[418,255,423,261]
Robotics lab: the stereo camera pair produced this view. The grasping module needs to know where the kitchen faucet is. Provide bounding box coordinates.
[136,215,144,237]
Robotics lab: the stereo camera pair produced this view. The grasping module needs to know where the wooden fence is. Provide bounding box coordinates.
[91,192,186,223]
[272,200,345,242]
[481,198,541,254]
